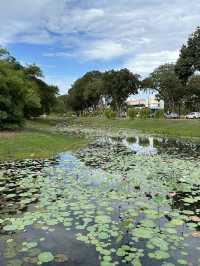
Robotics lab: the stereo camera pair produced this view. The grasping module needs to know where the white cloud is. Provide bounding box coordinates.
[0,0,200,79]
[125,50,179,77]
[43,52,72,58]
[81,40,129,60]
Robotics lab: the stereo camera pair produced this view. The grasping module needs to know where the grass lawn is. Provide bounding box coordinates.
[1,116,199,161]
[0,120,88,161]
[71,117,200,139]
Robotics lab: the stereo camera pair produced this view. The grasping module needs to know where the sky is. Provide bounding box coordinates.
[0,0,200,95]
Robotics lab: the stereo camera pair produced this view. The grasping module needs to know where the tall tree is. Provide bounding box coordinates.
[187,75,200,99]
[0,53,40,128]
[175,27,200,83]
[23,65,58,116]
[0,48,58,128]
[103,69,140,114]
[149,64,185,111]
[67,71,104,113]
[24,64,43,78]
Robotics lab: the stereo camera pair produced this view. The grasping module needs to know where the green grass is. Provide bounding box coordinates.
[71,117,200,139]
[1,116,199,161]
[0,120,88,161]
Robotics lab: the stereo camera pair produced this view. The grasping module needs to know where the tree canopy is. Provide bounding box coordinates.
[103,69,140,113]
[0,48,58,129]
[175,27,200,83]
[67,71,104,113]
[147,64,185,110]
[66,69,140,115]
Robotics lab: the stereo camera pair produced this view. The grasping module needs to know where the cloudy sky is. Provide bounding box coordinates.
[1,0,200,94]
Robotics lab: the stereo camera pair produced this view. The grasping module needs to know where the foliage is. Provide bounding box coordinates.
[104,109,117,119]
[154,110,164,119]
[0,48,58,129]
[103,69,140,114]
[186,75,200,99]
[67,69,140,116]
[0,54,40,128]
[81,110,103,117]
[175,27,200,83]
[53,95,68,114]
[148,64,185,111]
[24,67,59,116]
[128,108,138,119]
[142,27,200,113]
[35,80,58,115]
[137,108,151,119]
[67,71,104,113]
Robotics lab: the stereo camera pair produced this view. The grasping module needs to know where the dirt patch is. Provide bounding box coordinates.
[0,131,20,139]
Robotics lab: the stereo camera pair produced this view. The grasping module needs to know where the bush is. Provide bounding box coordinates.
[81,110,103,117]
[104,109,117,119]
[138,108,151,119]
[154,110,164,119]
[128,108,138,119]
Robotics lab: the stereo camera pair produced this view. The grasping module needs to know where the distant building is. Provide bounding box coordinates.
[127,96,164,110]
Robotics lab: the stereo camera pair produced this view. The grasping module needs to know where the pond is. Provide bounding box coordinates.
[0,134,200,266]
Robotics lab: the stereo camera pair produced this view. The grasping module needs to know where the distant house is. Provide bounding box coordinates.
[127,96,164,110]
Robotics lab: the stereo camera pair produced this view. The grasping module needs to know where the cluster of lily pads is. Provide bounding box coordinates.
[0,136,200,266]
[0,159,57,216]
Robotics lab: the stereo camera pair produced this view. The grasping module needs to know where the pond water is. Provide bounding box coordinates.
[0,134,200,266]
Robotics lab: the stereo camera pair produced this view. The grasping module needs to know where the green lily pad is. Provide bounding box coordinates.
[38,252,54,264]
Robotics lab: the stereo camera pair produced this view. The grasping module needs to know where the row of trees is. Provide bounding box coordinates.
[0,48,58,129]
[65,69,140,115]
[66,27,200,115]
[2,26,200,127]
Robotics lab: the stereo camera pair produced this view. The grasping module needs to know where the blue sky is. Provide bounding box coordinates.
[1,0,200,94]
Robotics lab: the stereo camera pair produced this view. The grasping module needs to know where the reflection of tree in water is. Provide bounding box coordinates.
[126,137,137,144]
[112,136,123,142]
[138,137,150,146]
[154,138,200,158]
[100,135,200,158]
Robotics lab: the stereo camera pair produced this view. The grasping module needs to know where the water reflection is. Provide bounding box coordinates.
[123,136,157,155]
[99,135,200,157]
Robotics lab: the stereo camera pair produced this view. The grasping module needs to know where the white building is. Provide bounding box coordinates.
[127,96,164,110]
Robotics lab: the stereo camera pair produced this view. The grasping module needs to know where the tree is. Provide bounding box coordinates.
[149,64,185,111]
[82,71,104,111]
[53,95,68,114]
[184,75,200,111]
[24,64,43,78]
[39,83,59,114]
[0,48,58,128]
[66,69,140,115]
[0,48,10,59]
[67,71,104,113]
[23,65,58,116]
[187,75,200,99]
[175,27,200,83]
[0,59,40,128]
[103,69,140,115]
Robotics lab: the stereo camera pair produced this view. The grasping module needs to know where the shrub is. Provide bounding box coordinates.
[128,108,138,119]
[104,109,117,119]
[138,108,151,119]
[154,110,164,119]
